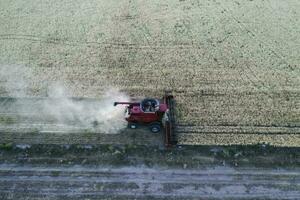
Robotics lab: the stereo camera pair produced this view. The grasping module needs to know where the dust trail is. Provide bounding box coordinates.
[0,65,129,133]
[43,83,129,133]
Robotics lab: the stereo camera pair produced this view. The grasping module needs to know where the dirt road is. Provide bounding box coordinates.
[0,164,299,200]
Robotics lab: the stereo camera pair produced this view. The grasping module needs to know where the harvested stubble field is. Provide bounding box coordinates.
[0,0,300,146]
[0,144,300,199]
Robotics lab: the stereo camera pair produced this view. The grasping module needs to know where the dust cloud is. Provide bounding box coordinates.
[43,84,129,133]
[0,65,129,133]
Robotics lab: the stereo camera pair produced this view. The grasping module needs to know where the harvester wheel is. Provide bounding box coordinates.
[149,122,161,133]
[128,122,138,129]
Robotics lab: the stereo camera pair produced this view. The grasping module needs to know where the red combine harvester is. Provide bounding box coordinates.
[114,93,177,147]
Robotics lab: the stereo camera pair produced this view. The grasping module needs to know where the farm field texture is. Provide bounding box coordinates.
[0,144,299,199]
[0,0,300,146]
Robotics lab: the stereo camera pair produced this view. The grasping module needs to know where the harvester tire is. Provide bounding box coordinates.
[128,122,138,129]
[149,122,161,133]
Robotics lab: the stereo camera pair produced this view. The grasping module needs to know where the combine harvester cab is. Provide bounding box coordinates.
[114,92,177,147]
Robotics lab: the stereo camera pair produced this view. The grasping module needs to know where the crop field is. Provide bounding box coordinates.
[0,0,300,199]
[0,0,300,147]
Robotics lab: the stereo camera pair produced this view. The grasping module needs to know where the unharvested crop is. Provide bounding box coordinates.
[0,0,299,146]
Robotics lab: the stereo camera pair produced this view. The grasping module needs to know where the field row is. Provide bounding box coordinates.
[1,164,300,200]
[0,97,299,146]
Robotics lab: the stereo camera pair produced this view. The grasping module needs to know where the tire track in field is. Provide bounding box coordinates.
[0,165,299,199]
